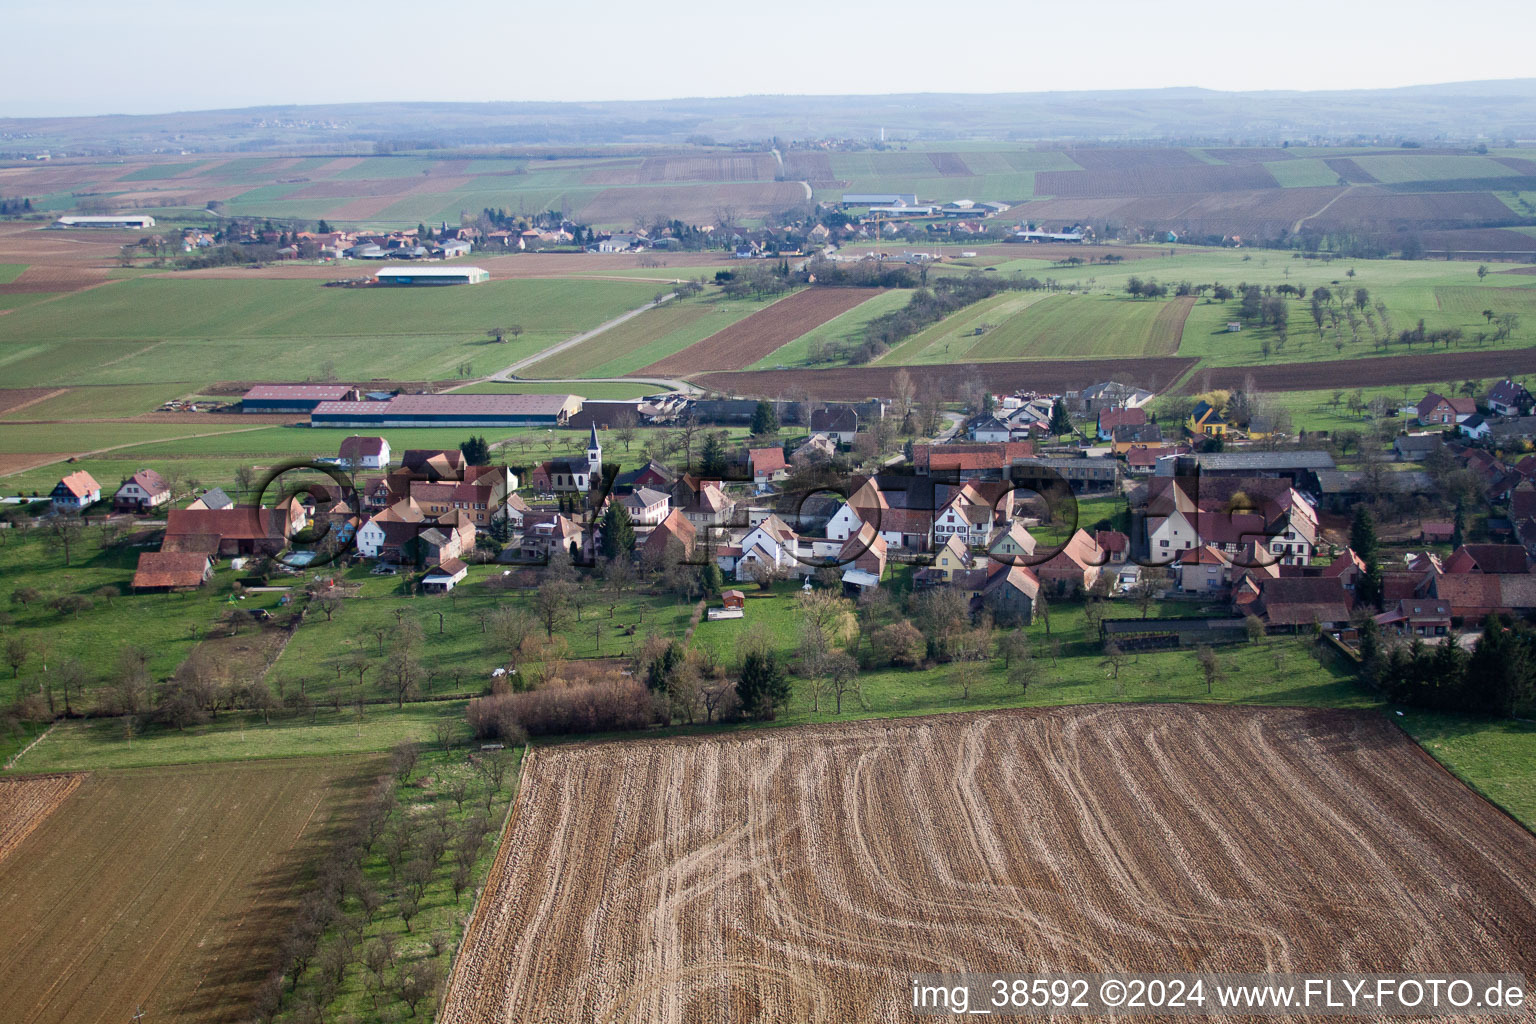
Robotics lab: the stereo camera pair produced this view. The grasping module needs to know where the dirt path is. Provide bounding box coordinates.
[1291,185,1353,234]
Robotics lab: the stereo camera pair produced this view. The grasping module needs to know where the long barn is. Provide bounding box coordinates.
[310,392,581,428]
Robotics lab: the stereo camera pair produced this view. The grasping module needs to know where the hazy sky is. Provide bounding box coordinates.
[5,0,1532,117]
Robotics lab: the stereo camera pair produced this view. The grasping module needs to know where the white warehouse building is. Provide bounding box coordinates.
[374,266,489,286]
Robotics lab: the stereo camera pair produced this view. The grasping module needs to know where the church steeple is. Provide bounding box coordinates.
[587,424,602,479]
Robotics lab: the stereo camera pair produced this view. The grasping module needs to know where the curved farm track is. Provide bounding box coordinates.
[1189,346,1536,393]
[692,356,1196,402]
[639,288,878,376]
[440,705,1536,1024]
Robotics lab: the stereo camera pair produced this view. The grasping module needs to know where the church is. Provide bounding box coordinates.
[530,425,603,493]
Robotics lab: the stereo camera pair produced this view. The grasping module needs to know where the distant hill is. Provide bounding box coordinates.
[3,80,1536,154]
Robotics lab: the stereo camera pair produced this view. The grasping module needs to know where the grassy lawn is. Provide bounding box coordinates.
[268,565,697,702]
[1395,708,1536,831]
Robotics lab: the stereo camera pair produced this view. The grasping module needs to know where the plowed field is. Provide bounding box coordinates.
[1191,347,1536,393]
[0,774,80,864]
[639,288,877,375]
[441,705,1536,1024]
[0,757,376,1024]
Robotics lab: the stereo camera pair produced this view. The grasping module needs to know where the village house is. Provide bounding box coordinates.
[619,487,671,526]
[932,535,972,580]
[520,513,586,560]
[748,447,788,491]
[641,509,697,562]
[1176,544,1231,593]
[1417,391,1477,427]
[837,522,888,593]
[1487,379,1533,417]
[1186,401,1229,437]
[967,415,1012,443]
[338,435,391,470]
[112,469,171,513]
[1374,598,1453,638]
[51,470,101,512]
[1033,529,1105,595]
[1097,406,1147,441]
[186,486,233,511]
[977,562,1040,625]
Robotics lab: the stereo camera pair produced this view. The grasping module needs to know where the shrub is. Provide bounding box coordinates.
[468,677,655,738]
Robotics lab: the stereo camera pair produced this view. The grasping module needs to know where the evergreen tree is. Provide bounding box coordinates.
[1451,499,1466,550]
[1350,506,1379,563]
[750,400,779,436]
[599,500,635,560]
[737,652,790,719]
[317,219,331,234]
[700,431,728,477]
[1048,399,1071,438]
[701,562,723,596]
[459,435,491,465]
[646,641,683,691]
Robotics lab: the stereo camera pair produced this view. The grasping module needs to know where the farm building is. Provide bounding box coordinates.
[374,266,488,286]
[243,384,360,413]
[310,393,581,429]
[840,193,918,207]
[338,435,391,469]
[422,558,469,593]
[52,214,156,228]
[131,552,212,592]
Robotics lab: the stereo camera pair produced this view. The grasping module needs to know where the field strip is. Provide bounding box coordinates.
[639,288,874,376]
[0,424,279,479]
[459,293,678,385]
[1151,295,1197,355]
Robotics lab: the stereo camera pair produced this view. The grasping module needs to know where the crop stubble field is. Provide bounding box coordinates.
[0,757,376,1024]
[441,705,1536,1023]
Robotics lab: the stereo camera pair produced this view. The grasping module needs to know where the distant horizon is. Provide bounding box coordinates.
[4,76,1536,123]
[4,0,1533,119]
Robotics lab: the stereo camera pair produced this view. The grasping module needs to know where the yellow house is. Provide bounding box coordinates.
[1186,400,1229,437]
[933,535,971,580]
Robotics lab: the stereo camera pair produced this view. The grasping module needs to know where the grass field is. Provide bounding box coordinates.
[1397,709,1536,829]
[960,292,1187,360]
[457,380,663,399]
[0,277,658,387]
[0,383,201,420]
[521,293,778,378]
[873,290,1060,364]
[0,756,377,1023]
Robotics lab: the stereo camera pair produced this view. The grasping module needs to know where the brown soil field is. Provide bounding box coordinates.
[1310,189,1519,232]
[1324,158,1379,184]
[1203,147,1295,162]
[0,757,378,1024]
[782,152,834,180]
[1011,189,1343,240]
[0,266,112,294]
[0,453,70,476]
[1036,163,1281,198]
[1190,346,1536,393]
[1413,228,1536,255]
[0,387,67,414]
[576,183,809,228]
[1148,295,1197,354]
[1496,156,1536,175]
[640,288,877,375]
[441,705,1536,1024]
[928,152,972,177]
[1063,148,1205,170]
[691,355,1197,401]
[0,775,81,864]
[638,154,778,183]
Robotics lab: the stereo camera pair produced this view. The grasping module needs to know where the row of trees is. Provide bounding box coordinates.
[851,271,1050,364]
[1361,616,1536,716]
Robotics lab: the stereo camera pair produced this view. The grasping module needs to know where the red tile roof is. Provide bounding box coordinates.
[56,470,100,498]
[131,552,210,589]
